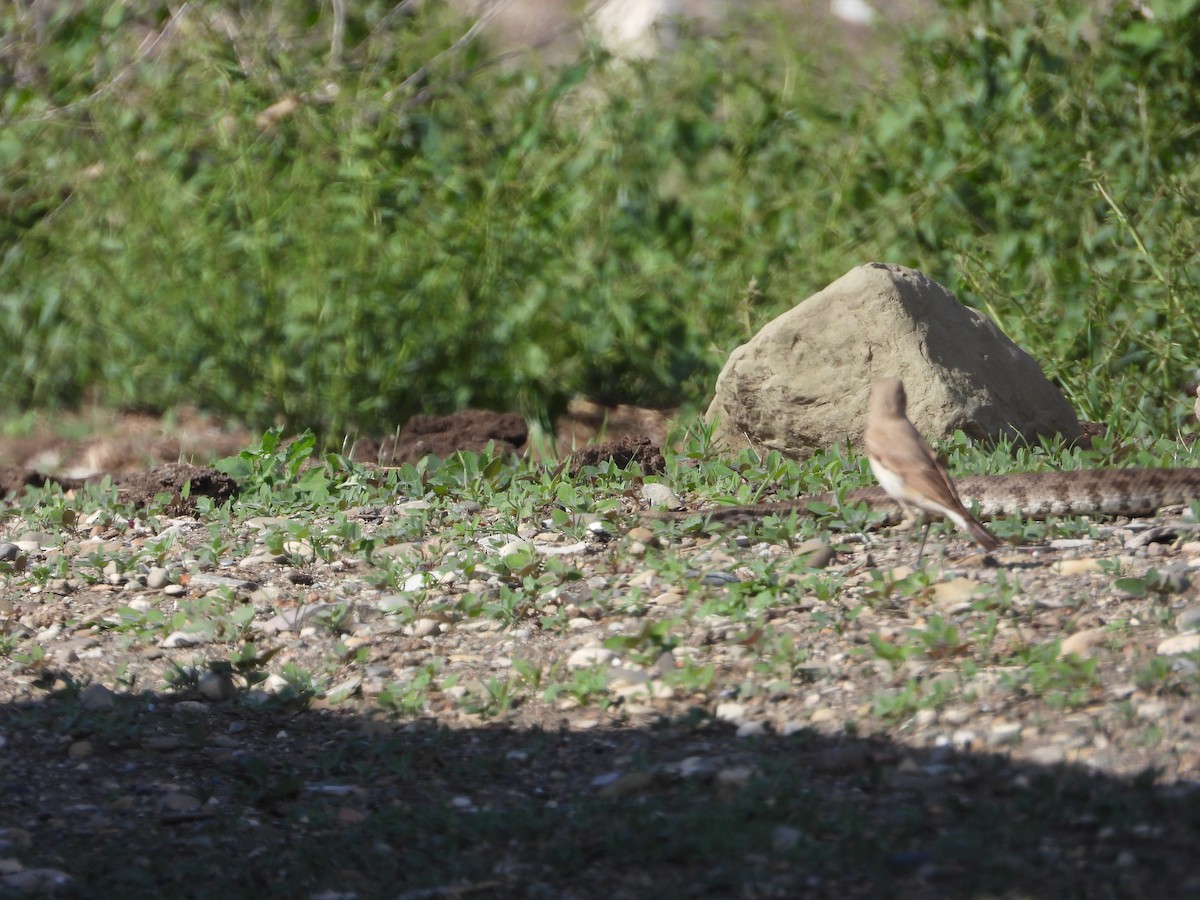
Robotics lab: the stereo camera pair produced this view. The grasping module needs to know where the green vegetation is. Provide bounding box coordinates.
[2,1,1198,437]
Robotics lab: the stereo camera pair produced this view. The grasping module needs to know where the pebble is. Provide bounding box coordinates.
[198,670,237,701]
[939,707,972,726]
[1027,745,1066,766]
[188,573,257,592]
[931,577,979,612]
[715,766,753,796]
[1059,628,1106,658]
[1157,633,1200,655]
[700,571,739,586]
[1136,700,1168,721]
[160,630,210,649]
[1176,607,1200,631]
[405,618,442,638]
[567,646,617,669]
[950,729,979,750]
[0,869,73,892]
[773,825,803,852]
[715,701,746,724]
[162,792,202,812]
[258,604,331,634]
[79,683,115,711]
[146,567,170,589]
[988,722,1023,746]
[282,540,316,561]
[793,539,835,568]
[736,720,766,737]
[238,553,285,568]
[68,739,93,759]
[641,483,680,509]
[1054,558,1104,575]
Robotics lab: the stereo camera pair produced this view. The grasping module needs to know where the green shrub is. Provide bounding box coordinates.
[1,1,1197,438]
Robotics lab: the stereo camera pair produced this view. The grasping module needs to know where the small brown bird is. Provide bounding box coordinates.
[864,377,1001,556]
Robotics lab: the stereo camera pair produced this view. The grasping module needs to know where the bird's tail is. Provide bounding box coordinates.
[963,514,1002,552]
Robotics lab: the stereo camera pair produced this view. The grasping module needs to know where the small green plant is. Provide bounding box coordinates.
[460,676,522,720]
[377,663,441,717]
[1005,643,1102,709]
[603,620,680,667]
[871,678,953,720]
[545,665,611,708]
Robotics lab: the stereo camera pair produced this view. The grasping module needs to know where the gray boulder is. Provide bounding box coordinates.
[705,262,1082,458]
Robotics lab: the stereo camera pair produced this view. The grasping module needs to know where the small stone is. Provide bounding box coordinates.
[1176,607,1200,631]
[68,740,93,759]
[1059,628,1106,658]
[641,483,680,509]
[988,722,1023,747]
[951,729,979,750]
[1136,700,1168,721]
[793,539,835,568]
[188,573,257,592]
[1158,633,1200,655]
[931,577,980,612]
[596,770,657,798]
[146,567,170,589]
[1027,745,1066,766]
[626,526,657,544]
[1055,558,1104,575]
[715,766,753,799]
[405,618,442,638]
[567,646,617,669]
[79,683,116,711]
[160,631,210,649]
[715,701,747,724]
[198,670,237,702]
[0,869,73,892]
[772,825,803,852]
[939,707,970,726]
[162,792,201,812]
[326,674,363,703]
[282,540,316,561]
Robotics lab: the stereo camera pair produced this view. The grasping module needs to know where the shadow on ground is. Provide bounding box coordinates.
[1,682,1196,899]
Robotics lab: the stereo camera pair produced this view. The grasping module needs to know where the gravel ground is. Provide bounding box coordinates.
[1,461,1199,897]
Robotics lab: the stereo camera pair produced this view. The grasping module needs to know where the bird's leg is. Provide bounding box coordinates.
[914,518,932,566]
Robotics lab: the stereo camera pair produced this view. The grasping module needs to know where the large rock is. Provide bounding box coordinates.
[705,263,1082,458]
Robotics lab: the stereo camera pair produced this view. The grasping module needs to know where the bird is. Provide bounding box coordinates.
[864,377,1002,558]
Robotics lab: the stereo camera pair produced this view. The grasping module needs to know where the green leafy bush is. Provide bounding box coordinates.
[1,1,1197,438]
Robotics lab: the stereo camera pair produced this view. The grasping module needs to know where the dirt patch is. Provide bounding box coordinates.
[0,408,252,477]
[351,410,530,465]
[0,465,55,499]
[565,435,666,477]
[114,462,239,511]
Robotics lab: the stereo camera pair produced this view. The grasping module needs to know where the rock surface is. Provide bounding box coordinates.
[706,262,1082,458]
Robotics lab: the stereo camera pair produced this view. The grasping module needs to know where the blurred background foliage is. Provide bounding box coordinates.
[0,0,1197,439]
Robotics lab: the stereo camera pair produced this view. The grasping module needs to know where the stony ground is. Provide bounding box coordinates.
[0,417,1198,897]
